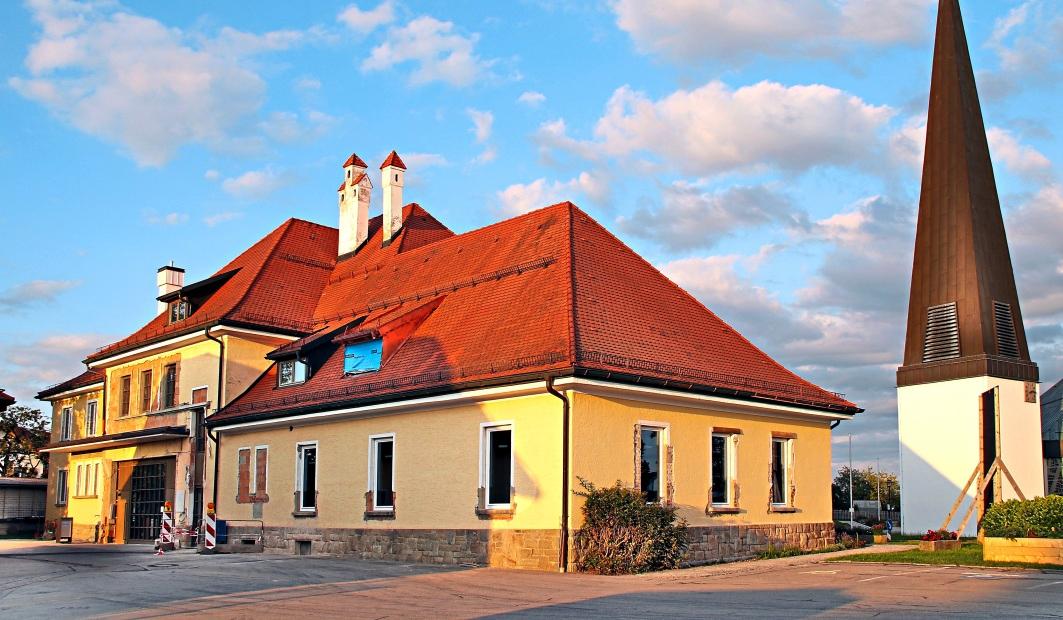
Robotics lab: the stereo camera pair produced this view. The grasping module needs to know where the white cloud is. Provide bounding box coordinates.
[888,114,926,172]
[401,152,448,169]
[260,110,336,144]
[204,169,221,181]
[221,168,291,200]
[144,211,189,226]
[0,280,80,310]
[496,171,609,216]
[0,333,113,403]
[361,16,494,87]
[466,108,493,143]
[472,145,497,165]
[612,0,932,64]
[203,211,243,227]
[616,183,801,251]
[544,81,894,177]
[980,2,1063,99]
[337,1,395,34]
[987,127,1053,182]
[517,90,546,107]
[293,75,322,91]
[9,1,310,166]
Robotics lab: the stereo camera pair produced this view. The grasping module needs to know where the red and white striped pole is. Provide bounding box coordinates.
[203,502,217,552]
[156,501,174,556]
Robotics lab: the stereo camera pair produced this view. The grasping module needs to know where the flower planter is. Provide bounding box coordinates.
[873,534,889,544]
[918,539,960,552]
[983,537,1063,565]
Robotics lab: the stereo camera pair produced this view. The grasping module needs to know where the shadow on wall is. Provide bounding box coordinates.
[901,447,975,536]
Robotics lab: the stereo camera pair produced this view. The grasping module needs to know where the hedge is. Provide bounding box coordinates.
[982,496,1063,539]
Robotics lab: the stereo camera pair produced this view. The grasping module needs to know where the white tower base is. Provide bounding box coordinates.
[898,377,1044,536]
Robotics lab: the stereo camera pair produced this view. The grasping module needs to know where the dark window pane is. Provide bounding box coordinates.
[302,447,317,509]
[376,440,394,507]
[488,430,511,505]
[712,435,727,504]
[640,428,660,503]
[163,365,176,408]
[771,440,786,504]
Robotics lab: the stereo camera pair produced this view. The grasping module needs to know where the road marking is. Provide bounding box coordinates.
[1026,580,1063,590]
[801,570,839,575]
[857,575,888,582]
[962,572,1022,580]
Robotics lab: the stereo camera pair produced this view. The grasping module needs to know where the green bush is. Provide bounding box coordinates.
[573,478,687,574]
[982,496,1063,539]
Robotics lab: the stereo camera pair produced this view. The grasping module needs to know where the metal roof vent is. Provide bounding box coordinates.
[993,301,1020,358]
[923,302,960,363]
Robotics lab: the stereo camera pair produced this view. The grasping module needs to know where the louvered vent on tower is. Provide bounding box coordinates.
[923,302,960,363]
[993,301,1019,358]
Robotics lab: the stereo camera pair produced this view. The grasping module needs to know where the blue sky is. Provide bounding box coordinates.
[2,0,1062,472]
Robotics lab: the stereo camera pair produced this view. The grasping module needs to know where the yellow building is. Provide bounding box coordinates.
[204,152,861,570]
[39,218,342,543]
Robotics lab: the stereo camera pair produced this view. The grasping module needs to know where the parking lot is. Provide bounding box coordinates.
[1,540,1061,618]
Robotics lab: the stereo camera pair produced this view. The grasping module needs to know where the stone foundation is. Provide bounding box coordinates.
[234,521,832,571]
[683,522,835,565]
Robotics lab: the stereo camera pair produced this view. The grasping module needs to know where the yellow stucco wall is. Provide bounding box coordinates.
[212,386,834,534]
[215,393,563,531]
[44,388,102,530]
[569,392,835,528]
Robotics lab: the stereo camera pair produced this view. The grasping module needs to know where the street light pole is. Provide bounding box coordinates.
[849,434,854,528]
[877,458,882,521]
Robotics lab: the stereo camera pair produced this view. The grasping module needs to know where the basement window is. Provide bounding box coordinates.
[343,339,383,375]
[278,359,308,386]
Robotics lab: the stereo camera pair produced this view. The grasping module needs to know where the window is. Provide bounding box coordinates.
[482,425,513,508]
[86,400,98,437]
[119,375,131,417]
[237,448,252,503]
[169,300,190,323]
[711,433,737,506]
[140,369,153,413]
[162,364,177,408]
[278,359,308,386]
[75,463,99,497]
[55,469,68,506]
[343,340,383,375]
[60,407,73,441]
[369,435,395,511]
[254,446,268,500]
[296,443,317,513]
[770,437,793,506]
[640,426,663,504]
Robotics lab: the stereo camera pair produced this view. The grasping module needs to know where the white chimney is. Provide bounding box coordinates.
[156,264,184,315]
[338,152,372,257]
[380,150,406,245]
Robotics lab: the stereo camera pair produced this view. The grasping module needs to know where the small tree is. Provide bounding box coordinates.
[832,466,899,510]
[0,405,49,477]
[573,479,687,574]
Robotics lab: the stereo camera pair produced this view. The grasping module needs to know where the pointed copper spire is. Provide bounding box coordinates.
[898,0,1037,386]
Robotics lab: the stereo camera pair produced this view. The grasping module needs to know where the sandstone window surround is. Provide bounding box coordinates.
[708,427,741,515]
[85,400,98,437]
[634,421,673,506]
[236,446,270,504]
[60,407,72,441]
[119,374,131,417]
[365,433,395,519]
[769,432,797,513]
[476,422,515,519]
[140,369,153,413]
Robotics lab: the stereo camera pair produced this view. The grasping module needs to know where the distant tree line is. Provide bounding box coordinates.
[832,466,899,510]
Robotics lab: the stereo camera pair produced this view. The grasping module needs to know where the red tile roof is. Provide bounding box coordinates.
[86,206,452,364]
[36,369,104,400]
[380,150,407,170]
[0,389,14,407]
[211,203,858,425]
[343,153,368,168]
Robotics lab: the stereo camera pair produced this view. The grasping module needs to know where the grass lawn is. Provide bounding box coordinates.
[830,541,1063,570]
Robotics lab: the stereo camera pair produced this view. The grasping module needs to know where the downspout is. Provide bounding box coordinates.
[830,420,841,430]
[545,375,570,573]
[205,327,225,511]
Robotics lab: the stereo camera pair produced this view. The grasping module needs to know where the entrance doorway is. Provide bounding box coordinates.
[115,458,175,543]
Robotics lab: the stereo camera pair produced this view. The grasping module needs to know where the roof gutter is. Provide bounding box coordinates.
[545,375,570,573]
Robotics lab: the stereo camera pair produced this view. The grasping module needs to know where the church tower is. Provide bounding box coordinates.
[897,0,1044,535]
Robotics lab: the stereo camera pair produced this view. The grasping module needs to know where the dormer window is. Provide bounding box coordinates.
[278,358,308,386]
[344,339,383,375]
[169,300,191,323]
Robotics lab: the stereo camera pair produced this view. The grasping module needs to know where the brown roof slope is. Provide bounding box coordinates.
[212,203,856,425]
[36,369,104,400]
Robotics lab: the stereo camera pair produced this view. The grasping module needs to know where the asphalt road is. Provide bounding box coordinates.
[2,540,1062,618]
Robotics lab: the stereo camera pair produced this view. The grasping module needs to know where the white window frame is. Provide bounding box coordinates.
[60,407,73,441]
[85,400,98,437]
[278,359,308,387]
[770,437,793,507]
[637,421,670,505]
[295,441,318,513]
[367,433,396,511]
[75,462,100,497]
[253,445,269,498]
[56,468,68,506]
[710,432,737,507]
[479,421,515,509]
